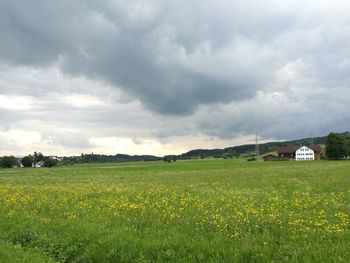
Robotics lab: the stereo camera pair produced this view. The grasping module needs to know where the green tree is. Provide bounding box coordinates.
[21,155,34,167]
[34,152,44,163]
[326,133,347,160]
[346,137,350,157]
[163,156,172,163]
[43,157,58,167]
[0,156,17,168]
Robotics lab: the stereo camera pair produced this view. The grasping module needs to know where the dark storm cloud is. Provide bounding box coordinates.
[0,0,350,150]
[0,0,291,114]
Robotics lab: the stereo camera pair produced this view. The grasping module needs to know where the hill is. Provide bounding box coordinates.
[60,132,349,164]
[176,132,350,159]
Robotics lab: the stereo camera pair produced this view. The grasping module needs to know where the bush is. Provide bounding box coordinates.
[0,156,17,168]
[43,157,58,167]
[21,155,34,167]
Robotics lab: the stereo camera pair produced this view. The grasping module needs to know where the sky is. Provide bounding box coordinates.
[0,0,350,156]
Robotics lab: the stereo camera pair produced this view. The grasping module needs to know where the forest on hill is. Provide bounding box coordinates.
[1,132,349,167]
[175,132,350,160]
[69,132,350,163]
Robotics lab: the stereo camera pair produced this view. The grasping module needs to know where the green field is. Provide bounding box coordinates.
[0,160,349,262]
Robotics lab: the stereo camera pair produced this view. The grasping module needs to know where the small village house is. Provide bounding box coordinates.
[295,146,315,160]
[277,145,322,161]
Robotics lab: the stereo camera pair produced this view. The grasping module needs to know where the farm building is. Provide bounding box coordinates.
[32,161,45,168]
[262,154,279,161]
[277,145,322,160]
[295,146,315,160]
[15,158,24,168]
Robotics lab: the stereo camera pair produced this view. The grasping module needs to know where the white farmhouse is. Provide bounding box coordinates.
[295,146,315,161]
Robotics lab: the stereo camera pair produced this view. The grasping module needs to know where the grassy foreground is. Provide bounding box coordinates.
[0,159,349,262]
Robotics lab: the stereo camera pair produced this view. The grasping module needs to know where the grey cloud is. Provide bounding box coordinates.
[153,80,350,141]
[41,130,91,149]
[0,0,299,115]
[0,109,29,127]
[0,0,349,152]
[0,134,18,151]
[194,87,350,140]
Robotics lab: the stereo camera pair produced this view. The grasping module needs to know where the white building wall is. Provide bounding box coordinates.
[295,146,315,161]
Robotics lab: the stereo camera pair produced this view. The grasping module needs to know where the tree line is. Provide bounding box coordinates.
[0,152,58,168]
[60,153,162,165]
[0,132,349,168]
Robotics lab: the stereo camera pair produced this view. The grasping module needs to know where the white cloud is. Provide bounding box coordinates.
[0,95,42,110]
[59,94,109,109]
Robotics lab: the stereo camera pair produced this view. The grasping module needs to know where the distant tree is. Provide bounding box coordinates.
[21,155,34,167]
[37,152,44,162]
[326,133,347,160]
[43,157,58,167]
[346,137,350,157]
[163,156,172,163]
[172,155,177,162]
[0,156,17,168]
[33,152,44,163]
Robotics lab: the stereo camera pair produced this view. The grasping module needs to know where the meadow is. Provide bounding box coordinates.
[0,159,349,262]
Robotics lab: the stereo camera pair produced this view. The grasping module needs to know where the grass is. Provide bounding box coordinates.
[0,159,349,262]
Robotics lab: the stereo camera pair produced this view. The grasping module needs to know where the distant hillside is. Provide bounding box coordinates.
[61,132,349,164]
[176,132,350,159]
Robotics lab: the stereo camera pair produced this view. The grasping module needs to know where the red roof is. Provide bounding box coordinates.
[277,145,322,154]
[277,146,298,154]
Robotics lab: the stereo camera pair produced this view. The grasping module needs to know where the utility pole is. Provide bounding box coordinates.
[255,133,259,160]
[248,133,260,161]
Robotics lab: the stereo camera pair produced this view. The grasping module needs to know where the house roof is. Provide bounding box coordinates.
[277,145,322,154]
[262,154,278,159]
[277,146,299,154]
[263,154,278,158]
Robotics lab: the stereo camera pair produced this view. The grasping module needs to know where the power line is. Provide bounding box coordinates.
[255,133,259,160]
[248,133,260,161]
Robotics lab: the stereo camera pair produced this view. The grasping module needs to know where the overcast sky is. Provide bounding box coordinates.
[0,0,349,156]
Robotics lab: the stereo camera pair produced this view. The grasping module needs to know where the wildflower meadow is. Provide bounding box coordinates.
[0,160,349,262]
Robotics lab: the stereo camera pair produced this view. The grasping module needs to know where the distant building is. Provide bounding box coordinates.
[49,156,63,161]
[276,146,297,160]
[262,154,279,161]
[15,158,24,168]
[295,146,315,160]
[277,145,322,161]
[32,161,44,168]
